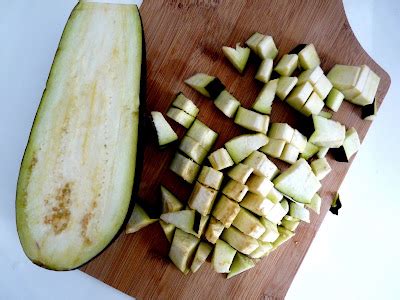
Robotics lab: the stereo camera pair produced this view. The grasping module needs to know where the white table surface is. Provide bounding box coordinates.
[1,1,399,299]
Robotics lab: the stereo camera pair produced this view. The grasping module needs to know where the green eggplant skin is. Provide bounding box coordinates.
[16,2,144,270]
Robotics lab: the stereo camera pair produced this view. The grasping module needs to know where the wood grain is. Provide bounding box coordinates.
[81,0,391,299]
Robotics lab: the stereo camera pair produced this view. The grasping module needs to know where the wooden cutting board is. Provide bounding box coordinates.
[81,0,390,298]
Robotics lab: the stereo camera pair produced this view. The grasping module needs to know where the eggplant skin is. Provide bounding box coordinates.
[16,2,144,270]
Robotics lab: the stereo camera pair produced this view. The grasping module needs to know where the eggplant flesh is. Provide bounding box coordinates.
[16,2,143,270]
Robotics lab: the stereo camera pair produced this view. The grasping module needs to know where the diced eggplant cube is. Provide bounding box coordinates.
[326,88,344,112]
[341,65,370,100]
[309,115,346,148]
[205,217,225,244]
[159,220,175,243]
[266,187,284,203]
[166,107,195,128]
[275,54,298,76]
[252,79,279,114]
[319,111,333,119]
[314,74,333,100]
[272,226,295,249]
[212,195,241,228]
[286,82,314,111]
[243,151,279,179]
[197,166,224,190]
[227,163,254,184]
[186,119,218,151]
[297,66,324,86]
[185,73,215,97]
[255,58,274,83]
[227,253,255,279]
[125,204,158,234]
[221,227,259,255]
[276,76,298,100]
[290,129,307,153]
[289,202,310,223]
[351,70,380,106]
[259,218,280,242]
[172,93,199,117]
[214,90,241,118]
[193,214,210,238]
[179,135,208,164]
[264,200,288,224]
[245,32,266,54]
[301,92,324,116]
[281,215,300,232]
[240,192,275,217]
[212,239,236,273]
[332,127,360,162]
[170,153,200,183]
[256,35,278,60]
[222,179,249,202]
[300,141,319,160]
[268,123,294,143]
[160,210,196,235]
[232,208,266,239]
[246,174,274,197]
[249,240,273,259]
[317,146,329,158]
[234,107,270,134]
[205,78,226,99]
[222,43,250,74]
[273,158,321,204]
[280,143,300,164]
[161,185,184,213]
[169,229,200,274]
[306,193,322,214]
[188,182,218,216]
[225,134,269,164]
[151,111,178,147]
[327,64,361,90]
[190,242,213,273]
[208,148,234,170]
[311,157,332,180]
[298,44,321,70]
[361,98,377,120]
[260,138,286,158]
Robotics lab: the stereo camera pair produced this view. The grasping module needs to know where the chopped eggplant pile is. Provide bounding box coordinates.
[127,31,381,279]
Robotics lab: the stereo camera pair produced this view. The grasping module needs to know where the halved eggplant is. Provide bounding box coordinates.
[16,2,143,270]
